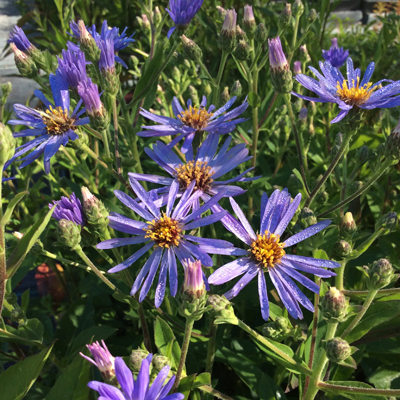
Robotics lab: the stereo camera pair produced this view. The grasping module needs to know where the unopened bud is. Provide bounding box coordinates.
[294,61,302,75]
[368,258,394,289]
[275,316,289,330]
[236,25,247,41]
[230,80,242,97]
[320,287,348,322]
[340,212,357,239]
[298,207,317,229]
[308,8,318,24]
[293,98,303,113]
[10,308,25,323]
[243,5,256,39]
[181,35,203,61]
[129,55,139,69]
[268,37,293,93]
[349,180,363,194]
[0,82,12,104]
[81,187,109,231]
[172,66,181,84]
[315,191,329,204]
[74,20,100,62]
[57,219,81,250]
[11,43,37,78]
[0,123,16,166]
[204,82,212,95]
[154,6,162,25]
[299,44,311,63]
[217,6,227,19]
[326,338,351,363]
[129,348,150,374]
[292,0,304,18]
[142,14,150,31]
[261,317,291,340]
[279,3,292,31]
[151,354,170,375]
[333,240,352,259]
[219,10,237,53]
[188,85,199,106]
[207,294,238,324]
[234,39,250,61]
[254,23,268,44]
[375,211,398,234]
[220,86,230,104]
[308,101,317,117]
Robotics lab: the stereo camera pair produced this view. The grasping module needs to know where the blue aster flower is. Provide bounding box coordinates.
[99,39,116,72]
[77,78,104,116]
[6,71,89,174]
[49,193,84,226]
[322,38,349,69]
[292,57,400,123]
[208,189,340,320]
[8,25,34,54]
[130,133,259,205]
[97,176,236,307]
[88,354,184,400]
[57,48,89,90]
[138,95,249,154]
[166,0,204,38]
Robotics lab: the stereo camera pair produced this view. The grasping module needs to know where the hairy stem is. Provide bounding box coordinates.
[205,320,218,374]
[213,52,229,105]
[112,97,121,174]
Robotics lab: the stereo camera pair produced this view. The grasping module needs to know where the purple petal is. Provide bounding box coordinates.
[108,242,154,273]
[284,220,332,247]
[208,258,252,285]
[258,271,269,321]
[224,264,259,300]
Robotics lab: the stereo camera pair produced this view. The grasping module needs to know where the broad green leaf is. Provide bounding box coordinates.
[292,168,308,194]
[0,343,53,400]
[176,374,196,399]
[322,381,387,400]
[336,300,400,343]
[368,365,400,390]
[6,206,55,278]
[154,317,182,369]
[248,91,261,108]
[1,191,29,227]
[0,318,44,345]
[45,353,91,400]
[193,373,211,388]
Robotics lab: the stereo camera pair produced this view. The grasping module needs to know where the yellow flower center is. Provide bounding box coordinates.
[144,213,182,248]
[41,106,76,135]
[336,77,378,106]
[175,160,215,191]
[177,106,214,131]
[250,231,286,268]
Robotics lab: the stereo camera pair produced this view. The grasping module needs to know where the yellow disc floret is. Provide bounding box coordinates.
[175,160,215,191]
[178,106,214,131]
[250,231,286,268]
[144,213,182,248]
[336,77,378,106]
[41,106,76,135]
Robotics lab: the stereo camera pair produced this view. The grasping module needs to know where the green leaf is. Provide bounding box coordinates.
[154,317,182,369]
[0,318,44,345]
[45,353,91,400]
[0,343,53,400]
[176,374,196,399]
[292,168,308,194]
[193,373,211,388]
[248,91,261,108]
[368,365,400,390]
[322,381,387,400]
[1,191,29,227]
[6,206,55,278]
[336,300,400,343]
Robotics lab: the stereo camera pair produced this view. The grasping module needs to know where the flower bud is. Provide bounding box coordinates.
[368,258,394,289]
[294,61,302,75]
[293,98,303,113]
[326,338,351,363]
[349,180,363,194]
[292,0,304,18]
[275,316,289,331]
[71,20,100,62]
[0,82,12,105]
[217,6,227,19]
[236,25,247,41]
[11,43,38,79]
[57,219,81,250]
[234,39,251,61]
[288,173,302,193]
[188,85,199,106]
[6,292,18,305]
[278,3,292,31]
[254,23,268,44]
[375,211,398,234]
[129,55,139,69]
[268,37,293,93]
[172,66,181,84]
[207,294,238,324]
[230,80,242,97]
[10,308,25,323]
[385,123,400,160]
[181,35,203,61]
[218,9,237,53]
[220,86,230,104]
[154,6,162,25]
[261,317,291,340]
[81,187,109,231]
[333,240,352,259]
[142,14,150,31]
[0,123,16,167]
[243,5,256,39]
[299,44,311,63]
[339,212,357,239]
[315,191,329,204]
[151,354,170,375]
[129,348,150,374]
[308,101,317,117]
[308,8,318,24]
[298,207,317,229]
[320,287,348,322]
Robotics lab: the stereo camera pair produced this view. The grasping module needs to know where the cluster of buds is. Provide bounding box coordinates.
[367,258,394,290]
[339,212,357,240]
[179,260,208,321]
[268,37,293,94]
[218,9,237,53]
[320,287,349,323]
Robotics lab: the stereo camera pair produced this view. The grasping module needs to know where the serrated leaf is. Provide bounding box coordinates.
[0,343,53,400]
[6,206,55,278]
[1,191,29,227]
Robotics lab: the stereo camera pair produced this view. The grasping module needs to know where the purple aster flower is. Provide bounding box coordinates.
[130,133,258,204]
[97,176,235,307]
[322,38,349,68]
[49,193,84,226]
[292,57,400,123]
[294,61,302,75]
[80,340,115,383]
[182,259,205,299]
[99,39,116,72]
[208,188,340,320]
[166,0,204,38]
[6,71,89,174]
[57,48,88,90]
[8,25,34,54]
[138,95,249,154]
[88,354,184,400]
[77,78,104,116]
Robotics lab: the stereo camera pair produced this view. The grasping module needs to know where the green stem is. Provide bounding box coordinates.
[318,158,395,217]
[100,129,112,159]
[305,131,352,208]
[41,249,88,270]
[205,320,217,374]
[197,59,217,86]
[341,289,378,339]
[237,319,312,376]
[304,322,338,400]
[137,301,153,353]
[198,385,234,400]
[343,287,400,296]
[112,97,121,174]
[213,52,229,105]
[173,318,195,391]
[335,260,347,291]
[288,16,300,64]
[0,178,5,318]
[318,382,400,396]
[283,94,310,195]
